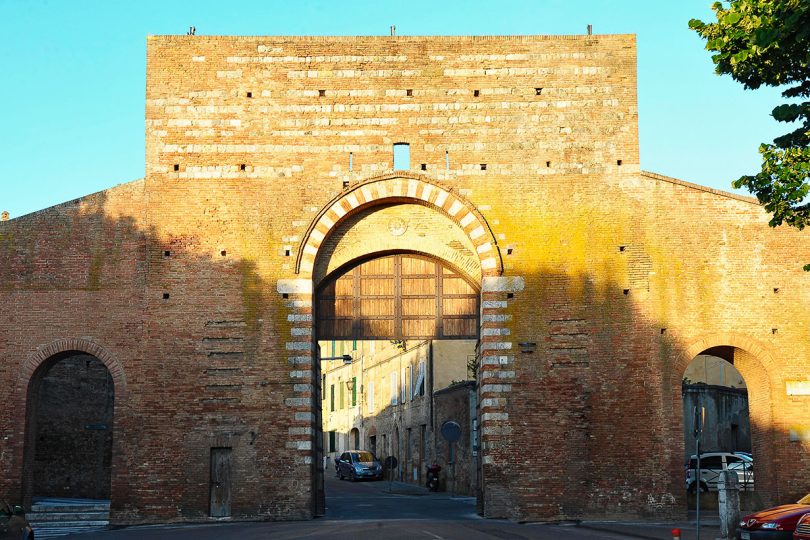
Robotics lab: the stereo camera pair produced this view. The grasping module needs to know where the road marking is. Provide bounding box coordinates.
[421,530,445,539]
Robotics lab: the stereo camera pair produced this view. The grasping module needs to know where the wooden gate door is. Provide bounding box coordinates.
[209,447,232,517]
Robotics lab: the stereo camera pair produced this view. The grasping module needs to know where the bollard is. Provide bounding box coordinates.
[718,470,740,539]
[671,528,681,540]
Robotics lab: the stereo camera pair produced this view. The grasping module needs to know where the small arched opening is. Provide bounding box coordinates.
[681,343,774,508]
[23,351,115,503]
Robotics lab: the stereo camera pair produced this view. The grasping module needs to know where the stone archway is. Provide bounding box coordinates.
[677,334,777,504]
[17,339,126,506]
[278,174,522,518]
[295,172,503,278]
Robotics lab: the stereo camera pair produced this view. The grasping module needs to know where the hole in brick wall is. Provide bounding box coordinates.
[162,293,170,300]
[535,87,543,95]
[661,328,667,335]
[546,161,551,167]
[772,328,778,334]
[343,180,350,188]
[246,91,252,98]
[164,250,171,257]
[285,249,291,257]
[617,159,623,166]
[623,289,630,295]
[318,89,326,97]
[480,163,487,170]
[221,250,227,257]
[406,89,413,96]
[506,247,513,255]
[507,293,514,299]
[173,164,180,171]
[282,293,289,299]
[240,164,246,171]
[473,89,480,97]
[774,287,780,294]
[619,246,626,252]
[420,163,427,171]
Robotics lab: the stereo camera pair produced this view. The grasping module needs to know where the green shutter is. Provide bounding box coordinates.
[352,377,357,406]
[330,384,335,412]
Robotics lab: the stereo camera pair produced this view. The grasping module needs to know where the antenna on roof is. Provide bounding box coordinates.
[390,25,396,37]
[587,24,593,35]
[187,26,196,36]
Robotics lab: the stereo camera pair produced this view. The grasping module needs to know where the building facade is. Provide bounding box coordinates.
[1,33,809,524]
[320,338,476,493]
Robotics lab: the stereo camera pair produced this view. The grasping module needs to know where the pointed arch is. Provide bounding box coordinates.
[295,172,503,277]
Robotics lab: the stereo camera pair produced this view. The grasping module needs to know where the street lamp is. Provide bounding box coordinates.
[320,354,353,364]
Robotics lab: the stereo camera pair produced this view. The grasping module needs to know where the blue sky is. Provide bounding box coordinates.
[0,0,790,218]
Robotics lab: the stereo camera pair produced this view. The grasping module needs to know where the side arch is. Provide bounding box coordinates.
[15,337,127,506]
[678,332,779,376]
[14,338,127,402]
[676,332,780,502]
[15,337,128,401]
[296,172,503,277]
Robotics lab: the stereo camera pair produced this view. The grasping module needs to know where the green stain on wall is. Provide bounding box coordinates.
[239,259,266,333]
[87,250,105,290]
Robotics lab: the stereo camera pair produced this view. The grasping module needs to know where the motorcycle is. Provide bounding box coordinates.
[426,463,441,492]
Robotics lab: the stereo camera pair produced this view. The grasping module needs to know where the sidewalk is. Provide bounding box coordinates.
[577,520,722,540]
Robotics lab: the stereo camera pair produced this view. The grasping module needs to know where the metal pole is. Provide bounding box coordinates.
[696,437,701,540]
[694,404,704,540]
[450,441,456,498]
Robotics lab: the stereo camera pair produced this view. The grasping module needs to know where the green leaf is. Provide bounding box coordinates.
[688,18,705,30]
[723,12,743,25]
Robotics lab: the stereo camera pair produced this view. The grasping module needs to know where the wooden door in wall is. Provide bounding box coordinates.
[209,447,232,517]
[317,253,479,340]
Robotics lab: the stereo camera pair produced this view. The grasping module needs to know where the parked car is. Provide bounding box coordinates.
[737,493,810,539]
[795,512,810,540]
[0,499,33,540]
[336,450,383,481]
[685,451,754,492]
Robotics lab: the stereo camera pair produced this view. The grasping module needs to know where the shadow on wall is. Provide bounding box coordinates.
[0,189,804,523]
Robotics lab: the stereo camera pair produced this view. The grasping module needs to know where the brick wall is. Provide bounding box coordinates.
[0,34,808,524]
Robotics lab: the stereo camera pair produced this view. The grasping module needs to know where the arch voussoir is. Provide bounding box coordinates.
[17,337,128,401]
[295,172,503,277]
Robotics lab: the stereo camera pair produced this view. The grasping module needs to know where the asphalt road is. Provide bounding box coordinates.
[56,476,719,539]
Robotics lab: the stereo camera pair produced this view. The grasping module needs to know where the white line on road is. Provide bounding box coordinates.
[420,530,445,539]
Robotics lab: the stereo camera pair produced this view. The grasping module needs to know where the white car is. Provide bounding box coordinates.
[685,451,753,492]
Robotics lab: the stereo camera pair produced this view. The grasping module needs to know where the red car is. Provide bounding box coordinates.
[795,512,810,539]
[738,493,810,539]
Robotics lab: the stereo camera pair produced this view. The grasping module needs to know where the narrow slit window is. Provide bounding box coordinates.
[445,151,450,171]
[349,152,353,172]
[393,143,410,171]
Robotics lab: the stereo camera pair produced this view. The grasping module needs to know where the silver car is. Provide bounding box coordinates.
[685,451,753,492]
[336,450,383,481]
